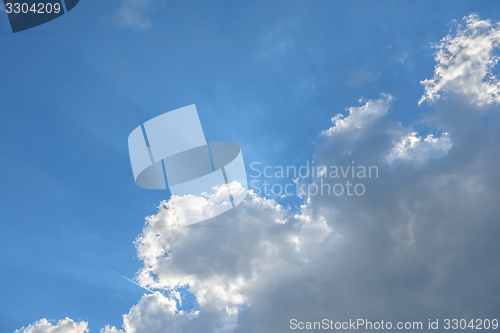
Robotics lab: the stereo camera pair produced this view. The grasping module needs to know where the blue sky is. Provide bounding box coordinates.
[1,1,500,332]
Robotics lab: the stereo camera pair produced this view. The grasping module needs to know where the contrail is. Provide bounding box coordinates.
[75,251,154,293]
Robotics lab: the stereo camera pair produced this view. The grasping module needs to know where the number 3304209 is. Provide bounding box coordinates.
[5,2,62,14]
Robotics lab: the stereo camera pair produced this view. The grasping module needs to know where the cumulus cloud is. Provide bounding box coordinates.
[122,183,331,332]
[107,87,498,332]
[100,326,123,333]
[420,14,500,106]
[322,93,393,137]
[15,318,88,333]
[320,93,452,166]
[387,131,452,164]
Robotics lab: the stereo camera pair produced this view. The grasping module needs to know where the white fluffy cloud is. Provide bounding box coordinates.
[100,326,123,333]
[15,318,88,333]
[107,88,499,331]
[121,184,331,332]
[322,94,393,137]
[320,93,452,165]
[420,14,500,106]
[19,14,500,333]
[387,131,452,164]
